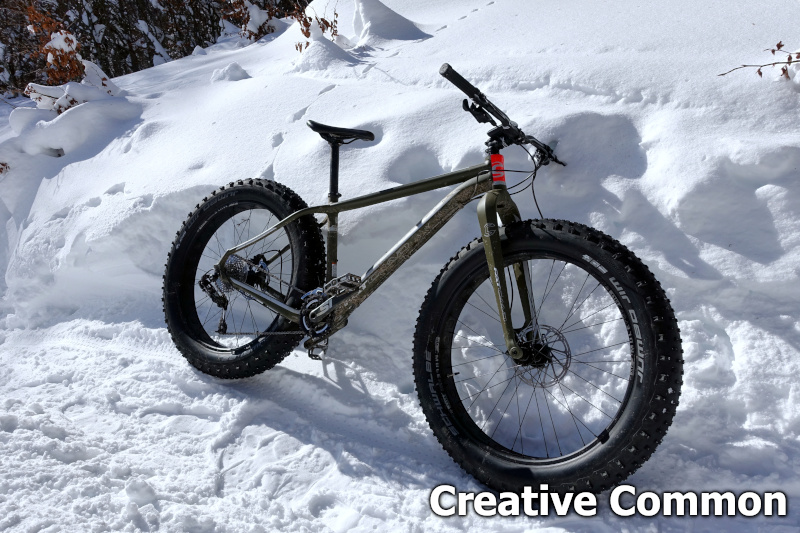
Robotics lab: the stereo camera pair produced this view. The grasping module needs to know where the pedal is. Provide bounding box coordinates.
[324,273,362,296]
[307,338,328,360]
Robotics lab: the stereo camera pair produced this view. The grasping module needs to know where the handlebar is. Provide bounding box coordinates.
[439,63,482,102]
[439,63,516,131]
[439,63,565,166]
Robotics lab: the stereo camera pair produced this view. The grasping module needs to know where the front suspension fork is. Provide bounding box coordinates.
[477,181,538,362]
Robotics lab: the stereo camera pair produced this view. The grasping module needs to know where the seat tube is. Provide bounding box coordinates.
[326,142,341,282]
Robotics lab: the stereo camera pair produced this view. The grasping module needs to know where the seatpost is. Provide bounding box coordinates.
[328,141,341,203]
[326,140,341,282]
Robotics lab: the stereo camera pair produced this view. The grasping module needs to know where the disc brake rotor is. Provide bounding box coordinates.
[515,325,572,388]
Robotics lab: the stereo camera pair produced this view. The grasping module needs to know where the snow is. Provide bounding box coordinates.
[352,0,430,47]
[44,30,79,64]
[210,63,252,83]
[25,61,122,114]
[1,0,800,531]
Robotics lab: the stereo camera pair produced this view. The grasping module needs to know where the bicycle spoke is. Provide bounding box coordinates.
[563,366,625,404]
[464,355,512,407]
[213,232,225,259]
[462,371,515,406]
[571,360,630,381]
[533,389,549,457]
[561,301,617,332]
[246,299,259,335]
[512,373,531,455]
[489,373,521,438]
[542,382,563,456]
[451,351,507,367]
[511,374,528,453]
[453,331,506,352]
[558,281,602,331]
[466,296,501,323]
[561,316,623,335]
[536,260,566,320]
[541,388,598,440]
[558,271,590,331]
[573,359,630,363]
[550,371,616,418]
[481,373,517,432]
[455,366,512,384]
[202,306,221,327]
[456,319,504,347]
[571,341,629,359]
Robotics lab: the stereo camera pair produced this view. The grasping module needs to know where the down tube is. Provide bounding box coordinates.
[330,172,493,329]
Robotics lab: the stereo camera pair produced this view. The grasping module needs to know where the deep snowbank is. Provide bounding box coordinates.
[1,0,800,531]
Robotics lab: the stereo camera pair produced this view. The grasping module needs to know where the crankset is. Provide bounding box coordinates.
[299,273,363,359]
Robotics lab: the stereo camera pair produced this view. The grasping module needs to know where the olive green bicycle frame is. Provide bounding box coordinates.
[216,159,533,358]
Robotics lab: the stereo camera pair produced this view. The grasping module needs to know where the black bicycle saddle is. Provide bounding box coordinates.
[307,120,374,143]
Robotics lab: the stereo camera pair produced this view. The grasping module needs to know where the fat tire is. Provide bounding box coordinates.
[412,219,683,493]
[163,179,325,378]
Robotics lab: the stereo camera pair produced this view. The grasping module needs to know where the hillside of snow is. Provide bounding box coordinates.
[2,0,800,531]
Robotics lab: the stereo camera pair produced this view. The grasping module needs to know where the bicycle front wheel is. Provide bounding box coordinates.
[413,219,682,493]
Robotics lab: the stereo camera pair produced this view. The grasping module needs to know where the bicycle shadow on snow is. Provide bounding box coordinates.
[202,350,468,496]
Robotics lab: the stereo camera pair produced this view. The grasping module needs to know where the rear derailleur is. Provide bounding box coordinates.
[198,254,273,335]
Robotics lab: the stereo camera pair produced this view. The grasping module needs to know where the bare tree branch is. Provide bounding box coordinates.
[718,61,793,76]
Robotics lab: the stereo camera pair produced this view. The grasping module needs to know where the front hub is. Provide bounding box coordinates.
[513,324,571,388]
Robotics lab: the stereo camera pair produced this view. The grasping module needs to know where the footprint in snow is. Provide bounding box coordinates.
[49,207,71,221]
[288,106,309,123]
[123,121,165,153]
[260,165,275,181]
[104,182,125,195]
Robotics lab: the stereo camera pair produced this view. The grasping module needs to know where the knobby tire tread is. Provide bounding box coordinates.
[163,179,325,379]
[412,219,683,493]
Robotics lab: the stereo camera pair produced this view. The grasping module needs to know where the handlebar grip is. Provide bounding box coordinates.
[439,63,482,101]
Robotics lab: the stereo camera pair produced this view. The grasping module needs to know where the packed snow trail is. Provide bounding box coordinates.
[2,0,800,531]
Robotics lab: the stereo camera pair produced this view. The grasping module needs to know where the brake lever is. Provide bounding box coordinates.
[526,136,566,167]
[550,152,567,166]
[539,149,566,167]
[462,99,497,126]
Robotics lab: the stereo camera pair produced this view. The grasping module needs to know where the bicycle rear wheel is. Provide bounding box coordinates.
[413,219,683,492]
[163,179,325,378]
